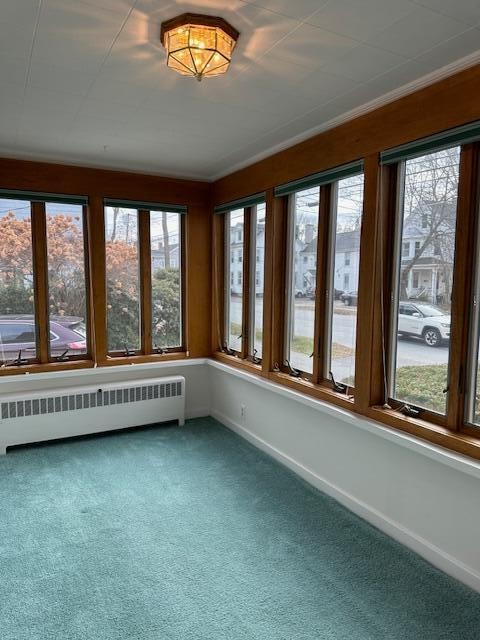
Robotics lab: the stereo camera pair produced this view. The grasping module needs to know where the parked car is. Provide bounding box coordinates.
[397,302,450,347]
[0,315,87,362]
[340,291,358,306]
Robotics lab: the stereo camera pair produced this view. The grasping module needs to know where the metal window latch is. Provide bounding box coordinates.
[400,404,422,418]
[13,350,28,366]
[56,349,70,362]
[251,348,261,364]
[442,385,449,394]
[222,343,235,356]
[123,343,136,357]
[154,345,165,355]
[273,361,281,372]
[285,359,301,378]
[329,371,347,394]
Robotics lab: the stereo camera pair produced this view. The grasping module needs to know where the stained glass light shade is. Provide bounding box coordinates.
[161,14,239,81]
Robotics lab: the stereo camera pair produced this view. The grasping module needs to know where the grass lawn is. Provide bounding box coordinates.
[343,364,448,412]
[394,364,447,413]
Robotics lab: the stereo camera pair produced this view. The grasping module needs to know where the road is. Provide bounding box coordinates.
[229,298,448,380]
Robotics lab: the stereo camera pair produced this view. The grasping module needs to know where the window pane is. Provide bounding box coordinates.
[328,174,364,386]
[105,206,140,352]
[391,147,460,413]
[45,203,88,358]
[225,209,244,352]
[286,187,319,374]
[150,211,182,349]
[250,203,265,359]
[0,199,36,363]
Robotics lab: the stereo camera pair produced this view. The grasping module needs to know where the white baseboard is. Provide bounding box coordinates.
[211,408,480,593]
[185,407,211,420]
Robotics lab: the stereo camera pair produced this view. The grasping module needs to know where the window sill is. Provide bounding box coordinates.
[366,406,480,462]
[213,351,263,375]
[0,359,95,377]
[212,353,354,410]
[0,353,203,381]
[267,371,355,411]
[101,352,188,366]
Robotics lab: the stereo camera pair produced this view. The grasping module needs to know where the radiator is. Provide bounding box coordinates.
[0,375,185,454]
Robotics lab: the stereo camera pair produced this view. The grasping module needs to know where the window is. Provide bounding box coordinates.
[105,206,141,353]
[326,174,364,386]
[150,211,182,350]
[45,202,88,358]
[390,147,460,414]
[250,203,265,359]
[219,197,266,362]
[0,194,89,367]
[105,202,185,356]
[286,187,319,374]
[402,242,410,257]
[225,209,244,353]
[0,189,186,373]
[0,199,36,364]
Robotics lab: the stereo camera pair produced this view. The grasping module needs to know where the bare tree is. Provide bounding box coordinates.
[109,207,119,242]
[399,147,459,301]
[335,174,364,232]
[162,212,170,268]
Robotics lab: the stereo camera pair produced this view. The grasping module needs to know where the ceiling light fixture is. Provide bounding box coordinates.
[160,13,239,82]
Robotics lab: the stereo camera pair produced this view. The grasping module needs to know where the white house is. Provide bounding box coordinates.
[151,241,180,271]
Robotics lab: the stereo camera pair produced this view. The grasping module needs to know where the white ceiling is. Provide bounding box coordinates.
[1,0,480,181]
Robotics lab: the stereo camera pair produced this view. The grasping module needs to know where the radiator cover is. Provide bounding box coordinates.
[0,376,185,454]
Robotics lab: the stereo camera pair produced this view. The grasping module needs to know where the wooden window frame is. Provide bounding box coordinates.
[213,186,360,411]
[382,145,472,430]
[2,199,92,371]
[278,179,364,399]
[106,207,186,360]
[218,205,265,368]
[1,197,188,376]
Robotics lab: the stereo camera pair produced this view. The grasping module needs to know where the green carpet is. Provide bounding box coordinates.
[0,417,479,639]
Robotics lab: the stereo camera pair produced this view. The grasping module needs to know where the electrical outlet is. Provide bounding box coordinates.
[240,404,246,425]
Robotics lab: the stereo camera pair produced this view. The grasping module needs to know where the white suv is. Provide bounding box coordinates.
[398,302,450,347]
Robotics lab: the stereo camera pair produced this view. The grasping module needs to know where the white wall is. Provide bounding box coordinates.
[208,360,480,593]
